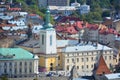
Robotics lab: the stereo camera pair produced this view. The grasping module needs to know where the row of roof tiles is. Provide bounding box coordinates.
[8,8,21,11]
[56,21,118,35]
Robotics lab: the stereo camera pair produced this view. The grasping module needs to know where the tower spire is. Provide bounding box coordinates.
[75,0,77,3]
[46,7,50,24]
[43,7,53,29]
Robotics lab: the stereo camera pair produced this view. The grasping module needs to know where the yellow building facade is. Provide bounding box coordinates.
[39,54,58,71]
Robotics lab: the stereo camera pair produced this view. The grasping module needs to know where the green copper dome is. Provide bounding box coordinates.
[43,7,53,29]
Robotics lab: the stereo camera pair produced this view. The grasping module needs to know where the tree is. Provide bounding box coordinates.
[33,78,38,80]
[70,12,79,17]
[0,76,8,80]
[102,10,110,17]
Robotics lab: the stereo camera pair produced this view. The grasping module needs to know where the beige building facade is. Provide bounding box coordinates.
[56,41,118,76]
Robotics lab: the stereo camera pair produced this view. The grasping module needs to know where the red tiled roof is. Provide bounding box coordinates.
[87,24,99,30]
[99,28,118,35]
[108,28,118,34]
[99,28,108,35]
[28,14,37,16]
[0,24,16,27]
[96,55,111,75]
[8,8,21,11]
[56,25,78,34]
[55,26,65,32]
[75,21,83,29]
[65,26,78,34]
[0,29,4,33]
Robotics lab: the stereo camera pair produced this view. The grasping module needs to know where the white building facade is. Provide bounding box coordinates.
[80,3,90,14]
[0,48,39,78]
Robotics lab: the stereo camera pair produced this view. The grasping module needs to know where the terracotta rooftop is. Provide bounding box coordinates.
[95,55,111,75]
[28,14,37,16]
[56,24,78,34]
[0,24,16,27]
[8,8,21,11]
[99,28,117,35]
[64,26,78,34]
[74,21,83,29]
[0,29,4,33]
[87,24,99,30]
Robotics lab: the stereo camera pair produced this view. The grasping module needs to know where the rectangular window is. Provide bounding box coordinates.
[109,56,111,60]
[82,65,84,69]
[58,56,60,60]
[25,68,27,73]
[14,68,17,74]
[14,62,17,68]
[91,57,93,61]
[42,35,44,45]
[67,59,69,63]
[86,65,89,69]
[67,65,69,70]
[30,62,32,66]
[20,62,22,66]
[4,68,7,73]
[77,58,79,62]
[86,58,88,61]
[91,65,93,68]
[20,68,22,73]
[77,66,79,69]
[9,68,12,72]
[50,35,52,46]
[4,63,7,68]
[29,68,32,73]
[105,56,107,60]
[72,58,74,63]
[82,58,84,62]
[25,62,27,66]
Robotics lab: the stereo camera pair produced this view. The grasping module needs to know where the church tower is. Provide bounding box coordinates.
[39,8,56,54]
[39,7,58,71]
